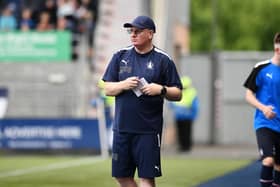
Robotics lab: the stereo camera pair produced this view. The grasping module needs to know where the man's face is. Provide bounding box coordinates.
[127,27,153,47]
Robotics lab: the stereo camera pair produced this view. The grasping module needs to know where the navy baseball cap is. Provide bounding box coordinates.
[123,16,156,33]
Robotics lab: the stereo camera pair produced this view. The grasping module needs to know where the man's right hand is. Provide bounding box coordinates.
[121,76,139,90]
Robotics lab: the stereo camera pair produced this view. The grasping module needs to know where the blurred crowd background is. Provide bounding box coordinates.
[0,0,99,60]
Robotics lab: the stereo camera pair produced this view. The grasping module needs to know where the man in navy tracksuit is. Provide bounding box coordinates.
[102,16,182,187]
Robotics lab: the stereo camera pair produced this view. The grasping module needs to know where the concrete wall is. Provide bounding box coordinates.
[0,62,91,118]
[180,51,272,146]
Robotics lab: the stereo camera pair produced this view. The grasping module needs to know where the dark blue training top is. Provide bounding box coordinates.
[244,60,280,133]
[102,46,182,134]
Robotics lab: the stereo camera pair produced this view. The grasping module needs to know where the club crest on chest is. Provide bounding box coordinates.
[146,61,154,70]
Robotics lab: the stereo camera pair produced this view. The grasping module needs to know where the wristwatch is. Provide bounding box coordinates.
[160,86,167,96]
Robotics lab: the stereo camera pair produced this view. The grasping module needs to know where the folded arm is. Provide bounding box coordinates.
[245,89,275,119]
[104,76,139,96]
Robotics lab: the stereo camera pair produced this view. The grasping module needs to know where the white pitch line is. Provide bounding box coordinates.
[0,157,105,178]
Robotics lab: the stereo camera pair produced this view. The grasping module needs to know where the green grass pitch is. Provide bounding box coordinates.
[0,155,251,187]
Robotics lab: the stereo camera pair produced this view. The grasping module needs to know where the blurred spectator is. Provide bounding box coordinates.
[40,0,57,28]
[0,5,17,31]
[89,80,115,150]
[56,16,68,30]
[57,15,79,60]
[98,79,115,130]
[23,0,46,26]
[20,8,35,31]
[170,76,199,152]
[57,0,81,61]
[36,11,53,31]
[57,0,76,31]
[76,0,99,64]
[57,0,75,17]
[98,80,115,150]
[1,0,21,21]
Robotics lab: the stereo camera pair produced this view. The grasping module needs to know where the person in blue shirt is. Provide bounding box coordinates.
[102,15,182,187]
[0,6,17,31]
[170,76,199,152]
[244,32,280,187]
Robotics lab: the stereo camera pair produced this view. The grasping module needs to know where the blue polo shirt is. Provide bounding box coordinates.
[102,46,182,134]
[244,60,280,133]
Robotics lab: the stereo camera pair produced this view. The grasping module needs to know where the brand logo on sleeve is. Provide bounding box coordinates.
[266,73,273,79]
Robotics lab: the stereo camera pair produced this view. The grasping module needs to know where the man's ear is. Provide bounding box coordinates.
[149,31,154,39]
